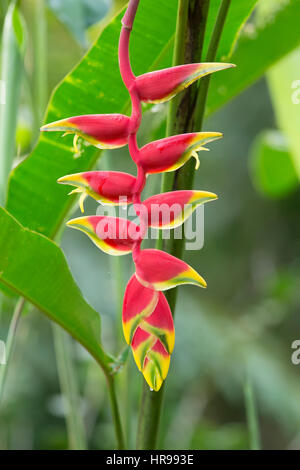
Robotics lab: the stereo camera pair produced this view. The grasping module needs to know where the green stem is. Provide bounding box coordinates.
[157,0,210,249]
[137,0,210,450]
[106,374,126,449]
[166,0,189,135]
[53,325,87,450]
[194,0,232,130]
[137,0,232,450]
[157,0,190,249]
[0,1,25,204]
[0,298,25,406]
[32,0,47,128]
[136,381,165,450]
[244,376,261,450]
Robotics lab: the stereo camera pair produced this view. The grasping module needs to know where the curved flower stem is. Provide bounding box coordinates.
[119,0,146,263]
[137,0,232,450]
[0,298,25,406]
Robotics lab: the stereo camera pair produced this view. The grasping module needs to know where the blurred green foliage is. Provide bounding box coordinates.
[1,0,300,451]
[47,0,111,46]
[249,130,298,198]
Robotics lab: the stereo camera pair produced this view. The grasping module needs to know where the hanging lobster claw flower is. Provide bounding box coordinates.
[130,292,175,391]
[122,274,159,345]
[136,63,235,103]
[144,190,217,229]
[66,216,140,256]
[58,171,138,211]
[41,114,131,150]
[139,132,222,174]
[135,249,207,290]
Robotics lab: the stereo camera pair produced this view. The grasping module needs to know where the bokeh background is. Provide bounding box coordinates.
[1,0,300,450]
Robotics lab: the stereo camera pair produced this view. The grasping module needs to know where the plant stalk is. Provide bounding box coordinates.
[137,0,232,450]
[137,0,210,449]
[0,298,25,406]
[0,1,26,415]
[0,1,25,203]
[194,0,232,130]
[32,0,47,128]
[53,325,87,450]
[106,374,126,450]
[244,375,261,450]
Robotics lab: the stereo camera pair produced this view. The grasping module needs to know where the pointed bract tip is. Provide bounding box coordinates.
[221,62,236,69]
[66,217,89,229]
[57,173,85,185]
[40,119,71,132]
[194,271,207,288]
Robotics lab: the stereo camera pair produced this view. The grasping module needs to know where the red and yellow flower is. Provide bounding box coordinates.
[47,0,233,391]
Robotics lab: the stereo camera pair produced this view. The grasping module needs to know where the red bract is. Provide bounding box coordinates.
[134,249,207,291]
[67,216,141,256]
[139,132,222,174]
[58,171,138,207]
[52,0,233,391]
[143,190,217,229]
[123,274,159,344]
[41,114,131,150]
[127,287,175,391]
[136,63,234,103]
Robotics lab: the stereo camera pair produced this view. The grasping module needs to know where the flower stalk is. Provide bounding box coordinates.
[137,0,233,450]
[0,298,25,406]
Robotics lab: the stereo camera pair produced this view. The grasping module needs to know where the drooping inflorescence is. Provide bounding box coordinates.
[41,0,234,391]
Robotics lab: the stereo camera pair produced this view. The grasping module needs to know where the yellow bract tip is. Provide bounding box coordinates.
[57,173,86,185]
[192,151,200,170]
[68,188,81,195]
[79,192,87,213]
[186,267,207,288]
[73,134,80,154]
[66,217,91,230]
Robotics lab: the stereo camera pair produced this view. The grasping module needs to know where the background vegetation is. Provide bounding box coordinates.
[1,0,300,450]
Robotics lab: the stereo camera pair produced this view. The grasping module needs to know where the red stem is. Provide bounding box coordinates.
[122,0,141,30]
[118,0,145,264]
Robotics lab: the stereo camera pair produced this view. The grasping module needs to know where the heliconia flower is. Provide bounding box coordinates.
[139,132,222,175]
[135,249,207,290]
[129,291,175,391]
[66,216,141,256]
[122,274,159,345]
[136,63,235,103]
[143,190,218,229]
[41,114,131,150]
[58,171,138,212]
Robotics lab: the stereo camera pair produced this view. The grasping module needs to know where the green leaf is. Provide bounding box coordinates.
[6,0,178,237]
[267,47,300,180]
[206,0,300,116]
[203,0,259,60]
[0,206,114,372]
[249,130,298,199]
